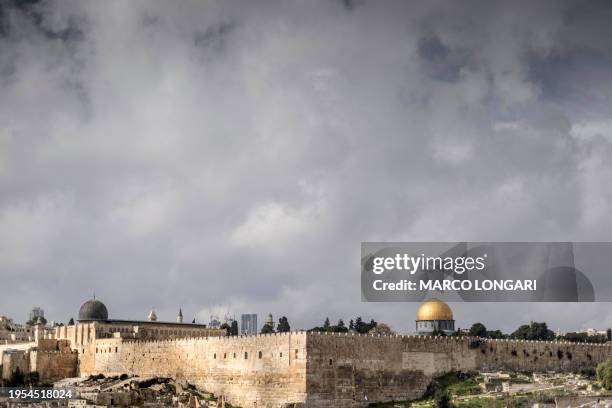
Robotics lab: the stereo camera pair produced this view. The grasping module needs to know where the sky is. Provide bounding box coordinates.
[1,0,612,334]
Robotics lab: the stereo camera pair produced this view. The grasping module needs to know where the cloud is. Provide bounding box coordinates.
[571,120,612,142]
[231,202,310,249]
[1,0,612,333]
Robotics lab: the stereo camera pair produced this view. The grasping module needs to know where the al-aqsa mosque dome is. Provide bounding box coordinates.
[415,298,455,335]
[78,298,109,321]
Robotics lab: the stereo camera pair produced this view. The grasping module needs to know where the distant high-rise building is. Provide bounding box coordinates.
[29,307,44,323]
[241,314,258,335]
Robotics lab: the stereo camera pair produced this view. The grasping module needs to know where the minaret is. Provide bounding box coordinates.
[177,308,183,323]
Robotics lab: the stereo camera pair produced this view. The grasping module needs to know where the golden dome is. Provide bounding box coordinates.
[416,299,453,321]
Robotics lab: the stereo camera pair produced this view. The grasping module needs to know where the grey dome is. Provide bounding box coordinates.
[78,299,109,321]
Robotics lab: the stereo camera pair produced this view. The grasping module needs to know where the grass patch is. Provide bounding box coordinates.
[426,372,482,397]
[447,380,482,396]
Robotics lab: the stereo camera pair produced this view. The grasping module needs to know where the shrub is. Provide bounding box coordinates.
[596,358,612,390]
[434,389,453,408]
[468,339,483,349]
[581,367,596,378]
[5,368,25,386]
[25,371,40,385]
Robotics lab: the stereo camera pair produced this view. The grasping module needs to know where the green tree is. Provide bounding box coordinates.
[369,323,395,336]
[486,329,505,339]
[230,320,239,336]
[511,322,554,341]
[309,318,348,333]
[369,319,377,330]
[469,323,487,337]
[562,332,608,344]
[219,323,230,336]
[354,316,363,331]
[348,319,354,331]
[596,359,612,390]
[333,323,348,333]
[261,322,275,334]
[352,316,377,334]
[277,316,290,333]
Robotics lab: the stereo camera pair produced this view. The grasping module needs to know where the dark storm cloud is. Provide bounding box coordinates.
[1,0,612,333]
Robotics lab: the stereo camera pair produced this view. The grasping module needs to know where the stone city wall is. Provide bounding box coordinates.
[30,350,78,383]
[36,339,72,353]
[304,332,612,407]
[1,340,78,384]
[82,332,308,408]
[305,333,434,407]
[76,332,612,408]
[474,337,611,372]
[1,349,30,381]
